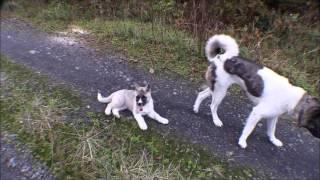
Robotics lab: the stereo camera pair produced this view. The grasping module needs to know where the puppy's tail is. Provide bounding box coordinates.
[97,91,112,103]
[205,34,239,62]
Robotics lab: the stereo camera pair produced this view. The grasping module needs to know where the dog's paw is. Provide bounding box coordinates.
[213,119,223,127]
[238,139,247,149]
[270,138,283,147]
[97,92,102,99]
[105,110,111,116]
[139,124,148,131]
[160,118,169,124]
[114,114,120,119]
[193,106,199,113]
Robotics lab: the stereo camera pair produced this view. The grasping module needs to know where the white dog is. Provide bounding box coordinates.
[194,34,320,148]
[98,83,169,130]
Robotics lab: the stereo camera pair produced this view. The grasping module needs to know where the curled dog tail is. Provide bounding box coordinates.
[97,91,112,103]
[205,34,239,62]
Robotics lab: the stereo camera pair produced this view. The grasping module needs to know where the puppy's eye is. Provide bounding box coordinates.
[141,96,146,101]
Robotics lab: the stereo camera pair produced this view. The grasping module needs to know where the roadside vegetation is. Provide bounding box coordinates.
[0,55,258,179]
[3,0,319,95]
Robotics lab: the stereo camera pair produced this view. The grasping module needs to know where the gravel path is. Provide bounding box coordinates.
[1,17,319,179]
[1,133,54,180]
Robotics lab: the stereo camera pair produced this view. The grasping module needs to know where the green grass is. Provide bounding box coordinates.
[5,0,207,79]
[77,19,206,77]
[4,0,319,95]
[0,55,258,179]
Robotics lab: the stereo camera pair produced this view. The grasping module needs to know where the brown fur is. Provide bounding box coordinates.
[205,64,217,90]
[205,66,212,86]
[296,94,320,138]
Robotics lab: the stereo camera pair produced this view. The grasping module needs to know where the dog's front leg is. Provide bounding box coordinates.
[193,87,211,113]
[133,113,148,130]
[267,117,283,147]
[210,85,228,127]
[238,107,262,148]
[148,111,169,124]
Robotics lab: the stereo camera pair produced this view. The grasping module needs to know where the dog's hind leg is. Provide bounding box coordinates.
[193,87,211,113]
[210,85,228,127]
[112,108,121,118]
[105,103,113,116]
[112,106,126,119]
[267,117,283,147]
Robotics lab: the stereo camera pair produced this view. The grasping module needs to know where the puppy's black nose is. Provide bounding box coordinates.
[138,103,142,106]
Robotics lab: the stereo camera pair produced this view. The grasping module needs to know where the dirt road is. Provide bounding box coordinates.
[1,18,319,179]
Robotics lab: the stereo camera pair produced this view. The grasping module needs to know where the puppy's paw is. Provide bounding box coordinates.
[160,118,169,124]
[97,92,102,100]
[193,105,199,113]
[238,139,247,149]
[105,109,111,116]
[139,124,148,131]
[114,114,120,119]
[270,138,283,147]
[213,119,223,127]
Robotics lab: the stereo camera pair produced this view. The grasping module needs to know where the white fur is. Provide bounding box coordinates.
[205,34,239,62]
[98,89,169,130]
[194,34,306,148]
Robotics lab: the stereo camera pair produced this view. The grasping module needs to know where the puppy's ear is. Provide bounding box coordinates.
[134,83,140,91]
[145,83,151,92]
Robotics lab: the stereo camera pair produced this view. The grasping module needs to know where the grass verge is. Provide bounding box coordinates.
[0,55,258,179]
[5,1,318,95]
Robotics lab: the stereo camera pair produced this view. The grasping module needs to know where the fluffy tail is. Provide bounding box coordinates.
[97,91,112,103]
[205,34,239,62]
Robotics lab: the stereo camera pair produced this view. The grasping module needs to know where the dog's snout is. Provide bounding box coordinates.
[137,102,142,106]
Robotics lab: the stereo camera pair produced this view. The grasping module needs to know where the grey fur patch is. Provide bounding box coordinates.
[208,41,225,58]
[224,56,264,97]
[297,95,320,138]
[205,63,217,91]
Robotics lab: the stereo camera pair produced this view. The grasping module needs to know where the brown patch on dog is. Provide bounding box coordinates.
[224,57,264,97]
[296,94,320,138]
[205,63,217,91]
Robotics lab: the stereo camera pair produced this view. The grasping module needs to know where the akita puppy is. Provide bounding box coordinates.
[98,83,169,130]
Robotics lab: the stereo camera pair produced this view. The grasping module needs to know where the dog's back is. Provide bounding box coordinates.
[98,89,135,111]
[258,67,305,107]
